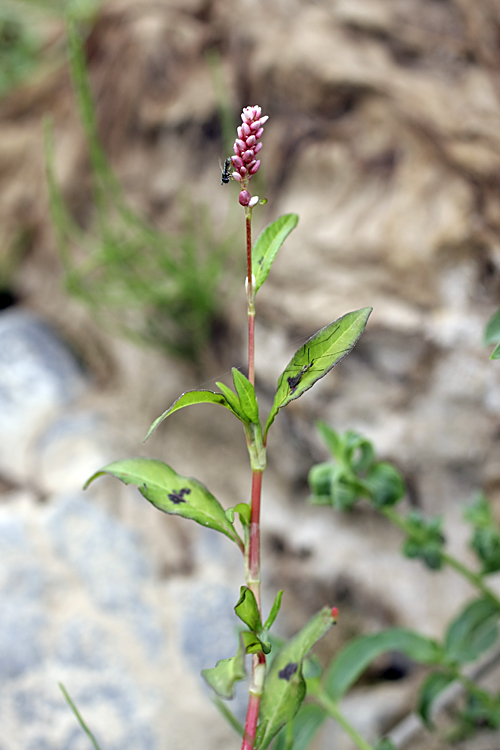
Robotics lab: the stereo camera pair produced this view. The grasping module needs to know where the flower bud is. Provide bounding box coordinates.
[239,190,251,206]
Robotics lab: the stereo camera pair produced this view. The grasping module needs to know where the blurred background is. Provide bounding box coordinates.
[2,0,500,748]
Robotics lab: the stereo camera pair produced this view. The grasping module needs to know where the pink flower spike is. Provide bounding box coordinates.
[239,190,251,206]
[249,160,261,175]
[254,142,263,154]
[249,196,259,208]
[232,172,242,182]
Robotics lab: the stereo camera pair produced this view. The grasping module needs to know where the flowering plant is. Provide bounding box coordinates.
[85,106,372,750]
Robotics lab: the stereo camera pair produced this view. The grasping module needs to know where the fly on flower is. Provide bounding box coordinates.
[220,157,232,186]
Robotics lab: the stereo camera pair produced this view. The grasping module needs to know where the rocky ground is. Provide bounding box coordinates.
[2,0,500,748]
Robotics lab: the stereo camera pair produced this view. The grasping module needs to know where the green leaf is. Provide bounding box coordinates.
[145,390,239,440]
[235,587,262,632]
[241,631,271,655]
[464,494,500,574]
[364,462,405,508]
[484,308,500,346]
[316,421,342,459]
[263,590,283,632]
[402,511,445,570]
[232,368,259,424]
[59,683,102,750]
[374,740,397,750]
[491,342,500,359]
[324,628,442,701]
[444,598,499,664]
[202,637,247,699]
[252,214,299,294]
[265,308,372,435]
[215,381,248,422]
[273,703,327,750]
[85,458,243,548]
[256,607,336,750]
[417,671,454,727]
[226,503,251,527]
[212,695,244,736]
[308,462,335,501]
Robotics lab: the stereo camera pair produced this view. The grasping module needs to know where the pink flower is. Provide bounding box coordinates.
[231,106,268,185]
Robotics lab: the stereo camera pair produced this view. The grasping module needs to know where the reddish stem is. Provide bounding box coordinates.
[241,652,266,750]
[248,469,263,608]
[246,213,255,386]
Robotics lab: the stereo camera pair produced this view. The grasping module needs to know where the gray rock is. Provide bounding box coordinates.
[0,494,166,750]
[0,310,86,481]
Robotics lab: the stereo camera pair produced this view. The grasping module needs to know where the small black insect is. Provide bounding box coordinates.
[287,363,313,393]
[220,157,232,185]
[285,324,345,394]
[168,487,191,505]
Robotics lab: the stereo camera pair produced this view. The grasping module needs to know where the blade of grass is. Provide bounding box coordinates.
[59,682,103,750]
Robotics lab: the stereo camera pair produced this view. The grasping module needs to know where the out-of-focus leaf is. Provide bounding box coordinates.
[444,598,499,664]
[324,628,442,702]
[364,462,405,508]
[273,703,327,750]
[417,671,454,727]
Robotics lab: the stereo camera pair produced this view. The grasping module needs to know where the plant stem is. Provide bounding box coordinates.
[248,469,263,610]
[381,508,500,609]
[317,693,374,750]
[242,653,266,750]
[246,211,255,386]
[441,552,500,609]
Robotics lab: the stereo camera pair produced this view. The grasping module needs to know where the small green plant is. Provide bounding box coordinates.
[45,19,237,366]
[308,421,500,743]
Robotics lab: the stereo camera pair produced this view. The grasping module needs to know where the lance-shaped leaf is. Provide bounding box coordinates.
[273,703,327,750]
[252,214,299,294]
[265,308,372,435]
[417,671,455,728]
[202,635,247,699]
[85,458,243,548]
[235,587,262,632]
[145,390,240,440]
[324,628,442,702]
[255,607,336,750]
[232,368,260,424]
[263,590,284,632]
[444,597,499,665]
